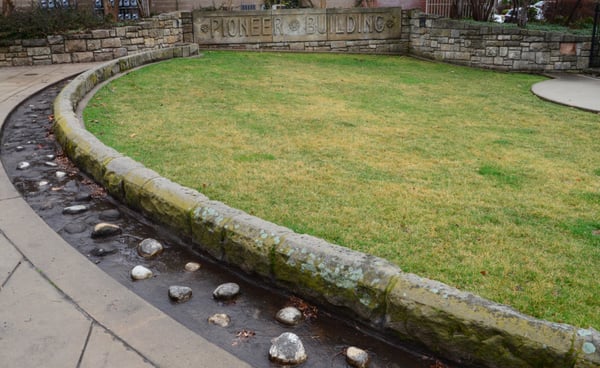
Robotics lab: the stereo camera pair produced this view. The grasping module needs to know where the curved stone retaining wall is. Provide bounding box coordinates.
[53,47,600,368]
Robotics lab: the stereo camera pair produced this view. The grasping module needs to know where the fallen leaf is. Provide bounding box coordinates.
[286,296,318,320]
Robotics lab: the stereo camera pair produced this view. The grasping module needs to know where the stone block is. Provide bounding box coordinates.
[523,36,543,42]
[52,53,72,64]
[131,177,207,239]
[521,51,535,61]
[27,47,50,56]
[32,58,52,65]
[273,232,400,321]
[289,42,305,51]
[116,27,127,37]
[72,51,94,63]
[93,51,114,62]
[535,52,549,65]
[513,60,534,70]
[12,57,31,66]
[86,39,102,51]
[190,202,237,260]
[485,46,497,57]
[507,49,521,59]
[529,42,545,51]
[559,42,577,56]
[92,29,111,38]
[22,38,47,47]
[554,61,571,70]
[101,38,122,48]
[47,35,64,45]
[385,273,586,368]
[50,44,65,53]
[113,48,128,58]
[220,213,291,277]
[67,33,92,39]
[65,39,86,52]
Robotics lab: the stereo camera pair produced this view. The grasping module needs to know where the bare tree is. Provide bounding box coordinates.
[469,0,495,20]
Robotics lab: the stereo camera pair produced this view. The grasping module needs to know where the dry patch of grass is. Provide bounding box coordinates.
[84,51,600,328]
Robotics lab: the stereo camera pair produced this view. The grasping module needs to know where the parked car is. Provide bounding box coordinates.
[504,4,544,23]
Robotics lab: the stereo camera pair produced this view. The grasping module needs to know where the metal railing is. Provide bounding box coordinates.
[426,0,472,18]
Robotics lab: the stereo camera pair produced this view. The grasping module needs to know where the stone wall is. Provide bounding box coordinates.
[0,8,593,70]
[191,8,592,71]
[193,8,410,54]
[409,11,592,72]
[0,12,187,67]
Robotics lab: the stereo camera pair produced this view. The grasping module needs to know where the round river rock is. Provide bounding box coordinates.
[137,238,164,258]
[91,223,122,238]
[346,346,370,368]
[99,209,121,221]
[64,221,87,234]
[62,204,89,215]
[168,285,192,303]
[269,332,307,365]
[184,262,201,272]
[131,265,153,280]
[208,313,231,327]
[213,282,240,301]
[275,306,303,326]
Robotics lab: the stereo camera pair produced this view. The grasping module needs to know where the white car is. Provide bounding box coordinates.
[504,5,544,23]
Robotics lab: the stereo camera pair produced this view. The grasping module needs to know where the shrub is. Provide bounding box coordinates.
[0,7,112,41]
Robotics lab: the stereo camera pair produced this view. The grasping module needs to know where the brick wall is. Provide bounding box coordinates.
[0,12,189,67]
[408,11,592,72]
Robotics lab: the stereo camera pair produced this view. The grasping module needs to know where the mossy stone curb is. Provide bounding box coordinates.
[52,47,600,368]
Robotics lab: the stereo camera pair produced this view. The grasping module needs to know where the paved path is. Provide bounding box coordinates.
[532,73,600,113]
[0,64,250,368]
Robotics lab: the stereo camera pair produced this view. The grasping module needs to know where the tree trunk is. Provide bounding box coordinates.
[102,0,119,20]
[2,0,15,17]
[564,0,583,26]
[470,0,494,21]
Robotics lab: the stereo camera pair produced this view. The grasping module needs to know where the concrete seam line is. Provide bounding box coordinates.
[53,46,600,368]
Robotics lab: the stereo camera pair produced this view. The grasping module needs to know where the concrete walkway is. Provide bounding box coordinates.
[532,73,600,113]
[0,64,250,368]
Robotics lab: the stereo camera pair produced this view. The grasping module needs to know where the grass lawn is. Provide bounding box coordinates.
[84,51,600,328]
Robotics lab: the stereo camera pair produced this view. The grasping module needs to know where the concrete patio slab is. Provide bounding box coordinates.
[0,261,91,367]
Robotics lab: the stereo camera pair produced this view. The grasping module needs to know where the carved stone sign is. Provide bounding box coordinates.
[192,8,403,44]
